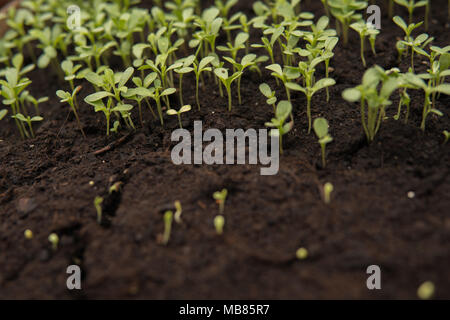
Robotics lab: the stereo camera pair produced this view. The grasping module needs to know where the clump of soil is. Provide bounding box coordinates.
[0,0,449,299]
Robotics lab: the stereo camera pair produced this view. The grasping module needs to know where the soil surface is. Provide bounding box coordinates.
[0,0,449,299]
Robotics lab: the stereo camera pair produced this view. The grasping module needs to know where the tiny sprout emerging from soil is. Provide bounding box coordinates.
[48,233,59,251]
[214,215,225,235]
[214,68,242,111]
[24,229,33,240]
[109,182,122,194]
[213,189,228,214]
[350,21,380,67]
[296,247,308,260]
[443,130,450,144]
[11,114,43,138]
[174,201,182,224]
[162,210,173,246]
[167,105,191,129]
[313,118,333,168]
[94,196,103,224]
[323,182,334,204]
[259,83,277,113]
[417,281,435,300]
[56,86,85,138]
[266,63,298,104]
[265,100,293,155]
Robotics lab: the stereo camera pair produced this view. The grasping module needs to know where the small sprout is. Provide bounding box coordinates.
[56,86,85,138]
[213,189,228,214]
[193,56,214,110]
[109,182,122,194]
[442,130,450,144]
[417,281,435,300]
[313,118,333,168]
[296,247,308,260]
[265,101,293,155]
[94,196,103,224]
[174,200,182,224]
[328,0,367,45]
[167,105,191,129]
[214,215,225,235]
[214,67,242,111]
[48,233,59,251]
[259,83,277,113]
[350,21,380,67]
[11,113,43,139]
[24,229,33,239]
[394,0,428,25]
[323,182,334,204]
[162,210,173,245]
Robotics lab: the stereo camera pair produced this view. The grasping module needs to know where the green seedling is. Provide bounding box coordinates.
[84,67,136,134]
[61,60,82,91]
[286,59,336,133]
[48,233,59,251]
[404,73,450,131]
[174,200,182,224]
[323,182,334,204]
[394,0,428,24]
[190,8,223,57]
[217,32,249,63]
[350,21,380,67]
[94,196,103,224]
[19,91,48,117]
[193,56,214,110]
[296,247,308,260]
[259,83,277,113]
[343,66,400,142]
[223,54,259,105]
[442,130,450,144]
[265,100,293,154]
[213,189,228,214]
[175,55,195,106]
[328,0,367,45]
[214,215,225,235]
[56,86,85,138]
[167,105,191,128]
[322,0,331,17]
[0,54,35,138]
[313,118,333,168]
[214,68,242,111]
[11,113,43,138]
[394,89,411,123]
[162,210,173,245]
[122,73,159,126]
[73,27,117,71]
[266,64,299,104]
[251,28,283,71]
[147,80,176,126]
[29,25,67,77]
[24,229,33,240]
[393,16,431,69]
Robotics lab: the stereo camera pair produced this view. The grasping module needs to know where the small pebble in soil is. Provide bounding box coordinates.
[407,191,415,199]
[24,229,33,239]
[89,181,95,186]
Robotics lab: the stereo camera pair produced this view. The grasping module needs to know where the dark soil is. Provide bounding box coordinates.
[0,0,449,299]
